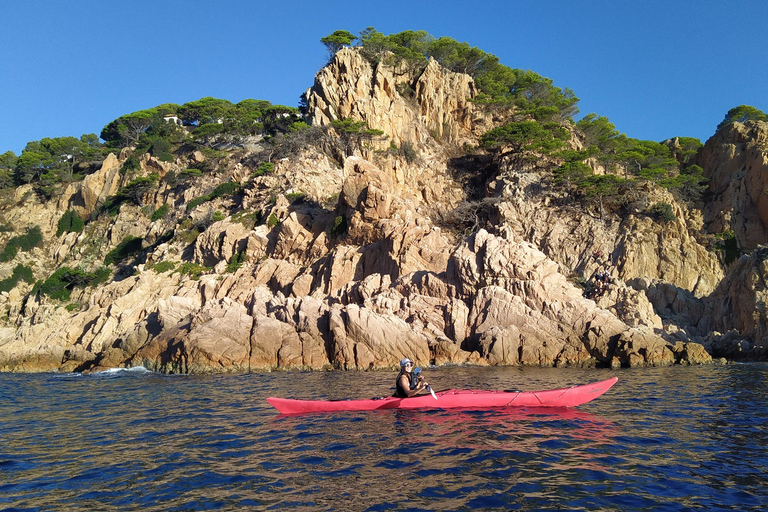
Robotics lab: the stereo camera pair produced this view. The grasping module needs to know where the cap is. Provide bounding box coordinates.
[400,358,412,368]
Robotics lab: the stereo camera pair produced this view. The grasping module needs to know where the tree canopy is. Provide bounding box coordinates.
[320,30,356,58]
[481,120,569,155]
[330,118,386,156]
[716,105,768,131]
[14,134,107,186]
[100,97,285,149]
[320,28,580,120]
[100,104,179,147]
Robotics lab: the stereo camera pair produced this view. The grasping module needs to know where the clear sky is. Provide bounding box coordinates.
[1,0,766,155]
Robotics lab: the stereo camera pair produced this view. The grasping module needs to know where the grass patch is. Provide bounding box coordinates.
[231,210,261,230]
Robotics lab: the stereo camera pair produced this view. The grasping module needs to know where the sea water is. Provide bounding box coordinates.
[1,364,766,511]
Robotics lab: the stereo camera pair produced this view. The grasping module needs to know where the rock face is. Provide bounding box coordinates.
[699,120,768,251]
[305,48,492,148]
[703,247,768,359]
[0,47,765,373]
[497,173,723,298]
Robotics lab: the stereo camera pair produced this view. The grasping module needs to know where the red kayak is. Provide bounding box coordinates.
[267,377,618,414]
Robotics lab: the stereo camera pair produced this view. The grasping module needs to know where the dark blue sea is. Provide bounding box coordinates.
[1,363,766,511]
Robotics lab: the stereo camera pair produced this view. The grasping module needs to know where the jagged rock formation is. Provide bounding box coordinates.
[1,47,767,373]
[699,120,768,250]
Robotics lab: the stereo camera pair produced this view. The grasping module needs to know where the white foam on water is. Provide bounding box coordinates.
[92,366,153,377]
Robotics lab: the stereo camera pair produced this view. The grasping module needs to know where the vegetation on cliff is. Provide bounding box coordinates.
[323,27,579,119]
[316,28,715,218]
[0,28,766,372]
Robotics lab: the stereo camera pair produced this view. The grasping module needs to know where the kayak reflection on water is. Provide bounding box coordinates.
[394,358,433,398]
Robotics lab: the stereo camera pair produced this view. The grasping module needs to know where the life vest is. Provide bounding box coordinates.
[393,370,418,398]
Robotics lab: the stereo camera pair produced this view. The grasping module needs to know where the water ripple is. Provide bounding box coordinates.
[1,364,767,510]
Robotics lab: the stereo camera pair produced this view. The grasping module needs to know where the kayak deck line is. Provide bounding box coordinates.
[267,377,619,415]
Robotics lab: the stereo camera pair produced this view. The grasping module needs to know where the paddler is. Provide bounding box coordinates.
[394,358,430,397]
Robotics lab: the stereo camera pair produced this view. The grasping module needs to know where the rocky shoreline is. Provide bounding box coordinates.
[1,48,767,373]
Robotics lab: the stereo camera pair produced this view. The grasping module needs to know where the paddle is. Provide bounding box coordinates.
[414,367,438,400]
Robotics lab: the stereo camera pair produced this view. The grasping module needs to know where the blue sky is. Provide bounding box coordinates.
[1,0,766,155]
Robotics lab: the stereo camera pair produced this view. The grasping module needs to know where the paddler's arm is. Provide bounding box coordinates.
[399,374,429,397]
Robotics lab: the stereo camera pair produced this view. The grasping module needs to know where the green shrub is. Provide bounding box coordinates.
[151,203,170,222]
[0,264,35,293]
[186,181,243,212]
[34,266,108,301]
[226,250,246,273]
[330,215,347,237]
[285,192,305,204]
[481,120,570,156]
[104,236,144,266]
[151,261,176,273]
[648,202,676,224]
[212,210,225,222]
[149,137,173,161]
[175,262,208,280]
[163,170,177,183]
[56,210,85,237]
[400,141,418,163]
[0,226,43,262]
[120,154,141,175]
[267,213,279,228]
[186,196,207,212]
[231,211,261,229]
[717,105,768,131]
[192,123,226,138]
[89,266,111,287]
[178,168,203,180]
[715,230,740,265]
[103,174,160,214]
[251,162,274,178]
[211,181,241,197]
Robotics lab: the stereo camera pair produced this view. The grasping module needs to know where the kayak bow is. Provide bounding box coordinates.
[267,376,618,414]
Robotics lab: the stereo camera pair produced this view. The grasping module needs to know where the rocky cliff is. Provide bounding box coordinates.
[0,48,766,373]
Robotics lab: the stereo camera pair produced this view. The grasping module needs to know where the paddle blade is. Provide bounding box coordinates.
[428,385,437,400]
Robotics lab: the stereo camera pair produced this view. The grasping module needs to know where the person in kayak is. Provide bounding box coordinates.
[394,358,430,398]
